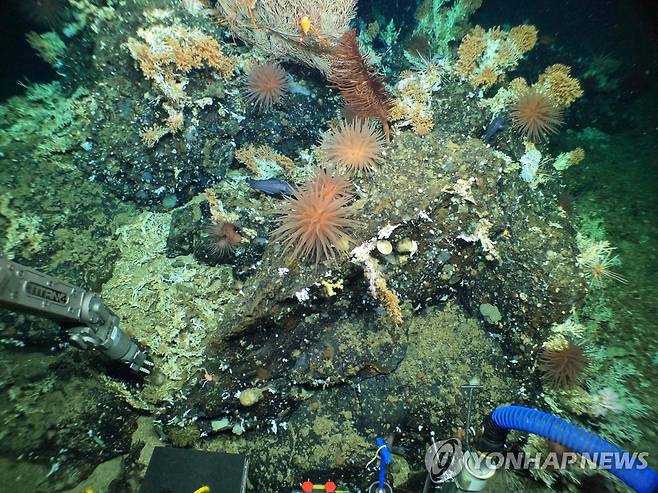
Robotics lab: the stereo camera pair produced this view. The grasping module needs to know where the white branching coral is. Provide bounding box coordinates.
[216,0,357,73]
[351,225,404,325]
[457,218,500,261]
[576,234,627,287]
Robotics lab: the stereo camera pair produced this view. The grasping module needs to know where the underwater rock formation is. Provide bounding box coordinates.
[156,128,585,491]
[5,0,654,492]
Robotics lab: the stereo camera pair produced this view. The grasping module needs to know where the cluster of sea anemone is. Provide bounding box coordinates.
[243,59,388,264]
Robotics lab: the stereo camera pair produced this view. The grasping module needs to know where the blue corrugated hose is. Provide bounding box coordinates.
[491,405,658,493]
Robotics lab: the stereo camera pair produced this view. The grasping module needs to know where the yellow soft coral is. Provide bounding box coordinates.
[235,144,295,177]
[455,28,486,77]
[456,24,538,88]
[127,21,236,145]
[375,277,403,326]
[508,24,538,52]
[537,64,583,108]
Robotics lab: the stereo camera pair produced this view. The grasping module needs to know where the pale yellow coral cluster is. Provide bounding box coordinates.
[235,144,295,177]
[481,64,582,117]
[536,64,584,108]
[389,64,442,135]
[127,20,236,146]
[140,124,169,148]
[455,24,537,88]
[375,277,403,326]
[553,147,585,171]
[204,189,225,223]
[479,76,528,114]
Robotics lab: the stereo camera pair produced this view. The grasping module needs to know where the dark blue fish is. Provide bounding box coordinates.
[246,177,295,197]
[483,113,506,144]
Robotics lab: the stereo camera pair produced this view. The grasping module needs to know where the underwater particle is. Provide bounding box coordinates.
[239,387,264,407]
[538,341,588,388]
[271,175,356,264]
[320,119,385,174]
[207,221,242,257]
[510,88,564,142]
[245,62,289,110]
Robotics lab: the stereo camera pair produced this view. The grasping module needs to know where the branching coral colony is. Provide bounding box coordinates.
[126,20,236,147]
[328,30,394,140]
[216,0,357,73]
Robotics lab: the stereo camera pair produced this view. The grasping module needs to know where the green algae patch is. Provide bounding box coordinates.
[395,303,512,428]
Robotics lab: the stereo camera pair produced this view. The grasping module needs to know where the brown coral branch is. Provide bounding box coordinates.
[328,29,393,140]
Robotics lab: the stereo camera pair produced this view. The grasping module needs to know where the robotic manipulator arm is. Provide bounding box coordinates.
[0,255,153,375]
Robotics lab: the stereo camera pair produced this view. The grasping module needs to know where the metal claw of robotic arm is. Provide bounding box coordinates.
[0,255,153,375]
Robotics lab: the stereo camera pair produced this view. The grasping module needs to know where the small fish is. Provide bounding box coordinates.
[483,113,506,144]
[246,177,295,197]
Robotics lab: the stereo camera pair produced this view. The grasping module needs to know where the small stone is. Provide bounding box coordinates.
[479,303,502,324]
[396,238,418,255]
[239,387,264,407]
[376,240,393,255]
[210,417,231,432]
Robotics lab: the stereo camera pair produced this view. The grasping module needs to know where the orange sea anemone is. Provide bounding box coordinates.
[320,119,385,174]
[510,88,563,142]
[307,167,353,200]
[539,341,588,388]
[245,62,289,110]
[207,221,242,257]
[271,175,356,264]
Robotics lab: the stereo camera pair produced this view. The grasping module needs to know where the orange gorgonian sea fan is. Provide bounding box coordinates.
[271,170,356,264]
[328,29,393,140]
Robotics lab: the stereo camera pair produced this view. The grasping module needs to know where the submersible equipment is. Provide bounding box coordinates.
[444,405,658,493]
